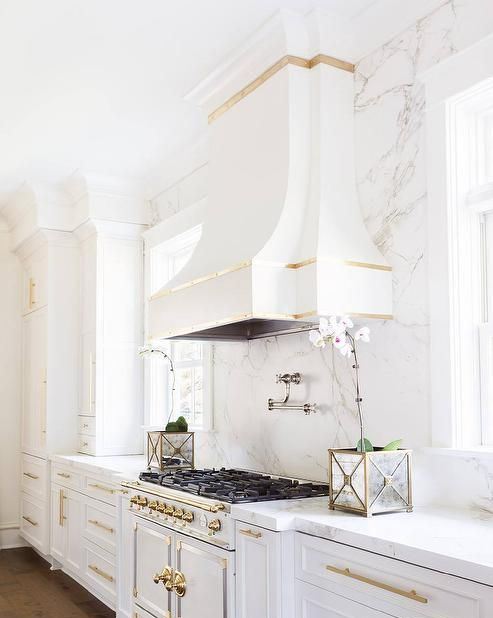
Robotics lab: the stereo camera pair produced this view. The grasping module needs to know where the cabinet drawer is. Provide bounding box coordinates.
[81,539,116,605]
[78,416,96,436]
[20,493,48,554]
[82,496,117,554]
[78,434,96,454]
[83,475,123,506]
[21,454,48,500]
[52,464,82,490]
[133,606,157,618]
[296,532,493,618]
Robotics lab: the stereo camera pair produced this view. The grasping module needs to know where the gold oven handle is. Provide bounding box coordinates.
[326,565,428,604]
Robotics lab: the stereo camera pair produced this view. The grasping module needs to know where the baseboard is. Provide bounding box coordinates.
[0,523,27,549]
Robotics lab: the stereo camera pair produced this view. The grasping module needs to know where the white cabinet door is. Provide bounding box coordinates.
[235,524,281,618]
[65,489,83,575]
[50,484,66,563]
[174,533,233,618]
[22,309,47,457]
[134,516,173,618]
[296,581,394,618]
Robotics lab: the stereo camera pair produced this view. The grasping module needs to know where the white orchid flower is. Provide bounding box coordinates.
[354,326,370,342]
[309,329,326,348]
[340,315,354,330]
[333,333,353,357]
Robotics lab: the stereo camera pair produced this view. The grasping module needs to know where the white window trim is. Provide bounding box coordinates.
[142,198,214,432]
[421,33,493,451]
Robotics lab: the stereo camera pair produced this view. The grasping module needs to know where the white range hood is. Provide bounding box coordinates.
[149,11,392,341]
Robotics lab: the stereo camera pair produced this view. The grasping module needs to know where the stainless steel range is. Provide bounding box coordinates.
[121,468,328,618]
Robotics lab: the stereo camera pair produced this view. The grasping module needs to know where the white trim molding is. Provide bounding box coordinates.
[421,33,493,449]
[0,522,26,550]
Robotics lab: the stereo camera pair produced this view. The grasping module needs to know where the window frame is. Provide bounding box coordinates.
[142,199,213,432]
[422,34,493,450]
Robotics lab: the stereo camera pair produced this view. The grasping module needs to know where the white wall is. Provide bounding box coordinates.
[0,225,23,547]
[149,0,493,512]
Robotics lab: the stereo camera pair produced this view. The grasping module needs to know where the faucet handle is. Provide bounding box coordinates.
[276,372,301,385]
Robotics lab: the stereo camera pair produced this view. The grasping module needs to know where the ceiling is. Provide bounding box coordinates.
[0,0,441,202]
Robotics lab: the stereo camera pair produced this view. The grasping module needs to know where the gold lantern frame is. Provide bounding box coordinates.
[147,431,195,472]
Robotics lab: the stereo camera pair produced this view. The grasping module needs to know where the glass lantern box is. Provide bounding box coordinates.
[147,431,195,471]
[328,448,413,517]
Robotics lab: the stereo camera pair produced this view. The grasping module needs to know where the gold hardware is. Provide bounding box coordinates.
[88,519,114,534]
[133,586,138,598]
[156,502,166,513]
[137,497,148,507]
[153,566,173,586]
[121,481,227,514]
[182,511,194,523]
[173,570,186,597]
[22,516,38,527]
[57,472,71,479]
[59,489,67,527]
[88,483,116,494]
[208,519,221,534]
[325,565,428,604]
[148,501,158,511]
[164,505,175,516]
[239,528,262,539]
[173,508,183,520]
[28,278,36,309]
[89,564,114,583]
[23,472,39,480]
[130,495,138,505]
[208,53,354,123]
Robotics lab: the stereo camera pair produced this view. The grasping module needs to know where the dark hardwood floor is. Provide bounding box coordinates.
[0,548,115,618]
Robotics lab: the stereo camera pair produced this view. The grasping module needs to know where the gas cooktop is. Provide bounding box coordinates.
[139,468,329,504]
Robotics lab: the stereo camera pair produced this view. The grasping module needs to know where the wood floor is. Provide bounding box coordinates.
[0,548,115,618]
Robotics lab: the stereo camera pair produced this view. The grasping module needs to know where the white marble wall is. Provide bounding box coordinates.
[150,0,493,511]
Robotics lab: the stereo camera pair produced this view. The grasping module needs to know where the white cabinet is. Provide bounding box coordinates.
[22,244,48,315]
[77,223,144,455]
[296,581,388,618]
[130,514,234,618]
[50,483,83,575]
[235,523,282,618]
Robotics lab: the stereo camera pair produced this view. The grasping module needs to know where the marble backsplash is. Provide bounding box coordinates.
[151,0,493,513]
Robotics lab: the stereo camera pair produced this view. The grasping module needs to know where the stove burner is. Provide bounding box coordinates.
[138,468,329,504]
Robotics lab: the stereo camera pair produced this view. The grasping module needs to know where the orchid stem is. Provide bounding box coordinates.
[346,332,365,452]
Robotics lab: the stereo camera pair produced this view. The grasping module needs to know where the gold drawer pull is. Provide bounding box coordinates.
[89,564,114,582]
[239,528,262,539]
[326,565,428,604]
[23,472,39,480]
[88,519,114,534]
[57,472,71,479]
[88,483,116,494]
[22,516,38,527]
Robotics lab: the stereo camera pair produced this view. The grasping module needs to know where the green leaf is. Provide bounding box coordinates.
[382,439,402,451]
[356,438,374,452]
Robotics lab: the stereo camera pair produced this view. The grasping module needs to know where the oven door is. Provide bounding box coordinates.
[173,531,234,618]
[133,516,173,618]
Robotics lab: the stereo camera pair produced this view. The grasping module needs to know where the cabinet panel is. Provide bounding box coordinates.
[23,248,48,315]
[175,533,232,618]
[82,496,117,554]
[81,538,116,605]
[79,331,96,417]
[65,490,83,575]
[134,517,173,618]
[21,454,48,500]
[50,485,66,563]
[235,523,281,618]
[21,309,47,457]
[20,493,48,554]
[296,581,390,618]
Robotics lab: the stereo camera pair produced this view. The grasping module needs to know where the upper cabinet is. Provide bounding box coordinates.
[18,230,80,459]
[77,221,145,456]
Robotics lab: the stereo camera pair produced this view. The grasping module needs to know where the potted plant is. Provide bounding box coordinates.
[310,317,412,517]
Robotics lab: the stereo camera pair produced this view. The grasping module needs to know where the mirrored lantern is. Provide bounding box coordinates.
[328,448,413,517]
[147,431,195,471]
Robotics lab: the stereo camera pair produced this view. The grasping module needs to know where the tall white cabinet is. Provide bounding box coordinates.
[77,221,144,456]
[18,230,80,554]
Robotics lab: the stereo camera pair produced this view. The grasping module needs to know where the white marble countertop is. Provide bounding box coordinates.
[231,498,493,587]
[50,453,147,480]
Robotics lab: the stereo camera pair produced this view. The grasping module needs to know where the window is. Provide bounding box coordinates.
[145,224,212,431]
[424,36,493,451]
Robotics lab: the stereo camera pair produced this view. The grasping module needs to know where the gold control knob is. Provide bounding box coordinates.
[164,505,174,516]
[130,495,138,505]
[173,508,184,520]
[148,501,158,511]
[137,497,148,507]
[208,519,221,534]
[182,511,194,523]
[156,502,166,513]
